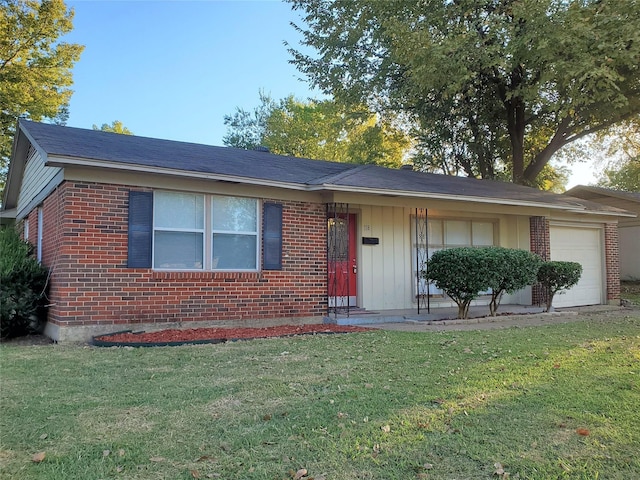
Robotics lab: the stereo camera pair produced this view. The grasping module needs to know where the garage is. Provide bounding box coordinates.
[549,224,604,308]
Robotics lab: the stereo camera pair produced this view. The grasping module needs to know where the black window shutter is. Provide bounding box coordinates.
[127,191,153,268]
[263,202,283,270]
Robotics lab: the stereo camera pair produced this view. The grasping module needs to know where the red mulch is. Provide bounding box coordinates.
[94,324,370,345]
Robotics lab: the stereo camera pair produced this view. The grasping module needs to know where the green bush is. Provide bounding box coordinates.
[424,246,542,319]
[537,261,583,312]
[484,247,543,316]
[0,228,49,339]
[423,247,493,319]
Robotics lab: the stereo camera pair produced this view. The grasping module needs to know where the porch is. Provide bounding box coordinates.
[324,304,548,327]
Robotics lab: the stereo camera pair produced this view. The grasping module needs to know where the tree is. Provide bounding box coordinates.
[223,92,411,168]
[92,121,133,135]
[595,120,640,191]
[424,247,492,319]
[0,0,83,192]
[288,0,640,186]
[484,247,542,316]
[537,261,583,312]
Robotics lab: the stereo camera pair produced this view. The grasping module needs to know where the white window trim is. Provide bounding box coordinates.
[152,191,260,272]
[37,207,43,262]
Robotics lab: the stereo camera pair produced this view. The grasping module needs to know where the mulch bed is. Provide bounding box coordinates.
[93,324,371,347]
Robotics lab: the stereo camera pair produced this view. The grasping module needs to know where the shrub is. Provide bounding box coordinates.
[536,261,583,312]
[423,247,492,319]
[484,247,543,316]
[0,228,49,339]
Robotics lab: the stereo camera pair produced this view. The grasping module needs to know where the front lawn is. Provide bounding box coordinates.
[1,311,639,479]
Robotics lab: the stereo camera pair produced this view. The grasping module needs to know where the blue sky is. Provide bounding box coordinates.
[62,0,594,187]
[64,0,318,146]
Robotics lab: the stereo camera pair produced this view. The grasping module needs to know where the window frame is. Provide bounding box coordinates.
[151,190,260,272]
[210,195,260,271]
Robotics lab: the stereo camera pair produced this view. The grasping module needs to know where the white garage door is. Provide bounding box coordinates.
[550,225,603,308]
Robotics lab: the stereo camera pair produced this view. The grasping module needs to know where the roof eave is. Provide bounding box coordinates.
[46,155,311,192]
[312,184,636,217]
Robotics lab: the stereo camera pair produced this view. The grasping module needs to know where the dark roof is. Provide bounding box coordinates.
[565,185,640,203]
[19,119,353,185]
[12,120,634,216]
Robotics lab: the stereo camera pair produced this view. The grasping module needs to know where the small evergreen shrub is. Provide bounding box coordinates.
[424,246,543,319]
[484,247,543,316]
[0,228,49,339]
[536,261,583,312]
[423,247,492,319]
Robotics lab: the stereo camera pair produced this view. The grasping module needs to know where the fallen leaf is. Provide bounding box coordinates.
[196,455,216,462]
[294,468,308,479]
[32,452,46,463]
[190,469,200,479]
[103,450,110,457]
[149,456,165,462]
[263,414,272,421]
[381,424,391,433]
[553,363,561,369]
[576,428,590,436]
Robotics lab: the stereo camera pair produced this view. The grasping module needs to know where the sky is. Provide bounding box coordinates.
[62,0,597,189]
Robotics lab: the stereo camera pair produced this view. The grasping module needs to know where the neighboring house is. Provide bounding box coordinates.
[565,185,640,281]
[1,120,633,342]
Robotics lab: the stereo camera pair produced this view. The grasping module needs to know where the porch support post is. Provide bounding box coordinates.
[415,207,429,314]
[529,216,550,306]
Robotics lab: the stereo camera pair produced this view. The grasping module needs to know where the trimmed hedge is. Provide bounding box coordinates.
[423,246,542,319]
[0,228,49,339]
[424,247,492,319]
[537,261,583,312]
[484,247,542,316]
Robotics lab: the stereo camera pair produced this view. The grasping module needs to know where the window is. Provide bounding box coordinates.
[412,217,496,297]
[212,195,258,270]
[148,191,261,271]
[153,192,205,269]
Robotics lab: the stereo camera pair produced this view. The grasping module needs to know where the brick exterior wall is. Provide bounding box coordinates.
[37,181,328,332]
[529,216,550,306]
[604,223,620,303]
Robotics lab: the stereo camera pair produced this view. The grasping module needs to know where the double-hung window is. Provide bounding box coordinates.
[212,195,258,270]
[150,191,260,271]
[153,192,205,269]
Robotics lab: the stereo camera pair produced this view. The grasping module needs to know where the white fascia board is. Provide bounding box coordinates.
[313,184,636,217]
[45,155,310,191]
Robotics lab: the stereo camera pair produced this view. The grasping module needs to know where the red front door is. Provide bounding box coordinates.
[328,213,357,307]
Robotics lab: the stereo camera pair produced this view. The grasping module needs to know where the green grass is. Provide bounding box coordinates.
[621,281,640,305]
[1,311,639,480]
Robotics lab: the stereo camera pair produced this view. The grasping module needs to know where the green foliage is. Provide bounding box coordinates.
[597,156,640,191]
[0,227,49,338]
[537,261,583,312]
[425,247,542,318]
[288,0,640,186]
[92,120,133,135]
[424,247,492,319]
[223,91,411,168]
[0,0,84,192]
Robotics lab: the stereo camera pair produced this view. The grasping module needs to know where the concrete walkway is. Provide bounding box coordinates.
[328,304,631,332]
